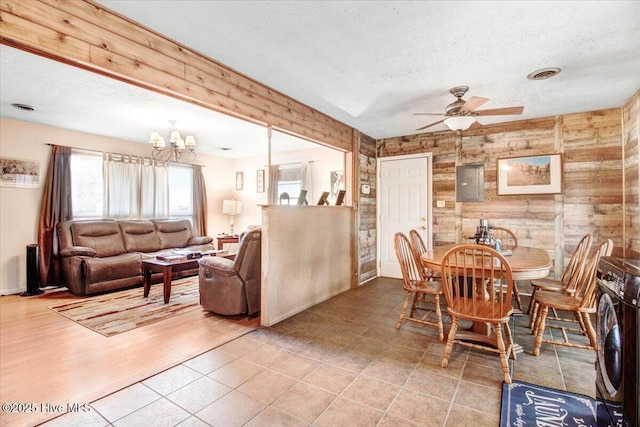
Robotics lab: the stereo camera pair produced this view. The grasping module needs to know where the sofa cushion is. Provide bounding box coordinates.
[71,221,126,257]
[82,253,142,285]
[153,220,192,249]
[119,220,162,253]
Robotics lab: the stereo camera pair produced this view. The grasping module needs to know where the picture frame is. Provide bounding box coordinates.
[235,172,244,191]
[497,154,562,195]
[256,169,265,193]
[297,190,308,205]
[0,157,40,188]
[317,191,330,206]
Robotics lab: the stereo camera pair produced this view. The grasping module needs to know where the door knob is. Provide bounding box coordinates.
[420,226,426,230]
[421,217,426,221]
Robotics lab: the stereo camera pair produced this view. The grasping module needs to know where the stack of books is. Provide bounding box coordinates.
[156,254,187,263]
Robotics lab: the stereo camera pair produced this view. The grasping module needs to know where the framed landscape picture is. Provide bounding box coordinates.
[0,157,40,188]
[497,154,562,195]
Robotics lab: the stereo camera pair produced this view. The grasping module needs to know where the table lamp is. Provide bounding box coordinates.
[222,199,242,235]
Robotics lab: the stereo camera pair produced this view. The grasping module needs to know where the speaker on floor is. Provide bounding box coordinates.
[21,244,43,296]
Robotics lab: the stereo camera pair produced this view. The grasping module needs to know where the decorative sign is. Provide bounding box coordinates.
[330,170,344,198]
[256,169,265,193]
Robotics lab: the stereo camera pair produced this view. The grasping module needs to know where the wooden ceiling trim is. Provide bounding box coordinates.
[0,0,353,151]
[85,46,344,145]
[0,8,90,61]
[183,65,351,140]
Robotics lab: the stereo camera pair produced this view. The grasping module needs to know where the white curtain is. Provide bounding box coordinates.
[104,154,140,218]
[103,154,168,219]
[300,161,313,202]
[141,160,169,218]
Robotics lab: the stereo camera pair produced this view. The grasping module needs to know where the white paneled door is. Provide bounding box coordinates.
[378,155,432,278]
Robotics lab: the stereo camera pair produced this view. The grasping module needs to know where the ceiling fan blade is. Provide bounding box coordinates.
[416,119,445,131]
[413,112,444,116]
[474,106,524,116]
[460,96,489,112]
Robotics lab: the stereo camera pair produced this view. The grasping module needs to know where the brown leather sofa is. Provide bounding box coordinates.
[198,228,261,315]
[57,219,214,296]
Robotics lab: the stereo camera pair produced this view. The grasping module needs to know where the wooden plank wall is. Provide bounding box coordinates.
[0,0,352,151]
[379,108,625,279]
[623,91,640,257]
[358,133,377,282]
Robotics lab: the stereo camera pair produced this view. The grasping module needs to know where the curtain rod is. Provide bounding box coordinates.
[43,143,206,167]
[265,160,316,167]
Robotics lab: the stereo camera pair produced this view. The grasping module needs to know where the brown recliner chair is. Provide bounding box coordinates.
[198,228,261,315]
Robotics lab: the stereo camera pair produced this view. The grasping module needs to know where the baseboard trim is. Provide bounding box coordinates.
[1,286,25,296]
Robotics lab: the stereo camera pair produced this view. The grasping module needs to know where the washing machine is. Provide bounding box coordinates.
[596,256,640,427]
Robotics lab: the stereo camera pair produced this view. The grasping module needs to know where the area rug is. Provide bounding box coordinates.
[49,277,200,337]
[500,380,622,427]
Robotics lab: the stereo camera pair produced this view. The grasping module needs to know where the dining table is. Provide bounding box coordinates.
[421,243,552,282]
[420,243,552,354]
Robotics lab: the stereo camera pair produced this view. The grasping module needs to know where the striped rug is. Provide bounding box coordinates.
[49,277,201,337]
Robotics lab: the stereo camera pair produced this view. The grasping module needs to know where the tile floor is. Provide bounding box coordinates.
[40,277,596,427]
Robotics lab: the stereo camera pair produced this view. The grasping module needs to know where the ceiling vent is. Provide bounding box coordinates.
[527,67,561,80]
[11,103,36,111]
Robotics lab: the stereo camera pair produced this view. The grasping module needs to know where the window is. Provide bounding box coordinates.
[168,164,193,219]
[277,166,301,204]
[71,151,103,218]
[70,150,194,222]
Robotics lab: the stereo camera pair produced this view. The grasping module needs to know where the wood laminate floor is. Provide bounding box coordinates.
[0,285,259,427]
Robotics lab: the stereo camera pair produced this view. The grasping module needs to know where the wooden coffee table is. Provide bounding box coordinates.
[142,252,223,303]
[216,235,239,250]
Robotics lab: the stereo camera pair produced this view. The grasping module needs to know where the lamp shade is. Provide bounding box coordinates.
[184,135,197,147]
[222,199,242,215]
[444,116,476,132]
[149,132,166,148]
[169,130,182,144]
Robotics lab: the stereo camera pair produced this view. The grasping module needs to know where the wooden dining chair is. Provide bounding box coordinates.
[394,232,444,341]
[409,229,441,280]
[487,227,522,311]
[531,239,613,356]
[491,227,518,250]
[528,233,593,327]
[440,244,516,384]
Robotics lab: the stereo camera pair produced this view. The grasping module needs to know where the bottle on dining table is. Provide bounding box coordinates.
[477,214,493,246]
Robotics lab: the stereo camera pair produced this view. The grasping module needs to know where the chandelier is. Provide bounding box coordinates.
[149,120,197,163]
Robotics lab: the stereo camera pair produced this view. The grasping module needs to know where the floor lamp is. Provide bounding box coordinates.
[222,199,242,235]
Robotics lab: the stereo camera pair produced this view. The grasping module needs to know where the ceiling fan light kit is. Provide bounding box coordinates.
[444,116,476,132]
[414,86,524,132]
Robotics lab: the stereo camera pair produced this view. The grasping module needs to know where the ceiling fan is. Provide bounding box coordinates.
[414,86,524,132]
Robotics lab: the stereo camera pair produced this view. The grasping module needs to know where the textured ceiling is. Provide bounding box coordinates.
[2,1,639,157]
